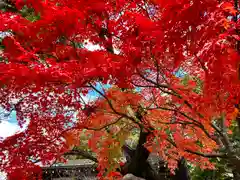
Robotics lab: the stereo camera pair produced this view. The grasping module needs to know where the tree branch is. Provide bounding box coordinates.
[64,149,98,163]
[137,69,205,119]
[83,116,124,131]
[0,0,18,12]
[166,138,227,158]
[88,83,144,129]
[185,149,228,158]
[211,123,233,153]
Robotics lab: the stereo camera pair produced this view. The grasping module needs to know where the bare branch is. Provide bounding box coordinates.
[64,149,98,162]
[137,69,205,119]
[185,149,228,158]
[166,137,227,158]
[211,123,233,153]
[88,83,144,129]
[194,54,208,74]
[83,116,124,131]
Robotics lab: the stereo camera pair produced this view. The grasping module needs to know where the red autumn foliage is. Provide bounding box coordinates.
[0,0,240,179]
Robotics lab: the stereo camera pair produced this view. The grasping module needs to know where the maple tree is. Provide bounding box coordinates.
[0,0,240,179]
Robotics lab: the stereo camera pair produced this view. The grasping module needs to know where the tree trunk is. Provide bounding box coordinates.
[121,130,191,180]
[126,130,158,180]
[232,169,240,180]
[228,156,240,180]
[172,158,190,180]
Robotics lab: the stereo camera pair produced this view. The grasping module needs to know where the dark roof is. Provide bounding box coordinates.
[42,159,96,170]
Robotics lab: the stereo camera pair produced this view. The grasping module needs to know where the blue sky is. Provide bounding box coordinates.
[175,68,187,78]
[0,29,187,138]
[0,38,109,139]
[0,82,111,139]
[0,68,186,139]
[87,82,111,96]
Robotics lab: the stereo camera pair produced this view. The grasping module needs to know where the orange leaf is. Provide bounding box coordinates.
[220,2,237,15]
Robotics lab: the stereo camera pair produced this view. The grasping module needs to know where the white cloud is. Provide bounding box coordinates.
[83,40,102,51]
[0,121,20,139]
[0,121,27,179]
[0,172,6,180]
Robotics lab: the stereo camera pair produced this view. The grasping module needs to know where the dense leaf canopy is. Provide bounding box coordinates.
[0,0,240,179]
